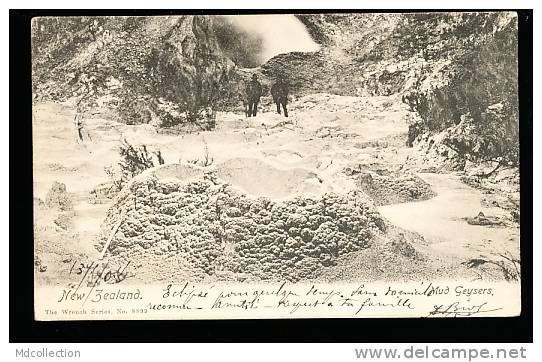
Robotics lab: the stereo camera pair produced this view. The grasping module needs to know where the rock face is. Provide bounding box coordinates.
[99,163,386,282]
[262,14,400,96]
[393,13,518,171]
[148,16,234,124]
[32,16,235,125]
[262,13,518,172]
[284,13,517,96]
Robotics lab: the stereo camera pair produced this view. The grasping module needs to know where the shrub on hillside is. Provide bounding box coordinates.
[118,140,156,188]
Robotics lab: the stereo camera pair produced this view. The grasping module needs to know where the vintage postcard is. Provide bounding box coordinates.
[32,12,521,320]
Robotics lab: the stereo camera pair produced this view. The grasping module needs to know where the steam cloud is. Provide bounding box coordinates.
[214,15,320,68]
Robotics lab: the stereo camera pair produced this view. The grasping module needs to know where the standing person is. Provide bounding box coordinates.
[246,74,262,117]
[271,74,290,117]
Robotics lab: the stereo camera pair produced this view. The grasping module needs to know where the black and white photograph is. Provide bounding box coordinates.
[25,11,527,321]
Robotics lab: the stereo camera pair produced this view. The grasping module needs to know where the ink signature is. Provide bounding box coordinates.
[428,301,502,317]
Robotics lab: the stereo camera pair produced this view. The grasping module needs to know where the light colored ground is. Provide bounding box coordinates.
[33,93,520,284]
[379,173,519,259]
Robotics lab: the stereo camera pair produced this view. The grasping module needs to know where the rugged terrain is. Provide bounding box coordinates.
[33,13,520,286]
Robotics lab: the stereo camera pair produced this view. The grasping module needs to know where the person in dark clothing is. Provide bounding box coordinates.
[271,75,290,117]
[246,74,263,117]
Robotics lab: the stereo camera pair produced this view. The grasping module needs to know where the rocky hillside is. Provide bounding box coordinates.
[32,16,235,126]
[32,13,519,172]
[283,13,517,97]
[288,13,519,173]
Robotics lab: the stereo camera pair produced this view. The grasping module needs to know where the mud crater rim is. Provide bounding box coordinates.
[148,157,323,200]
